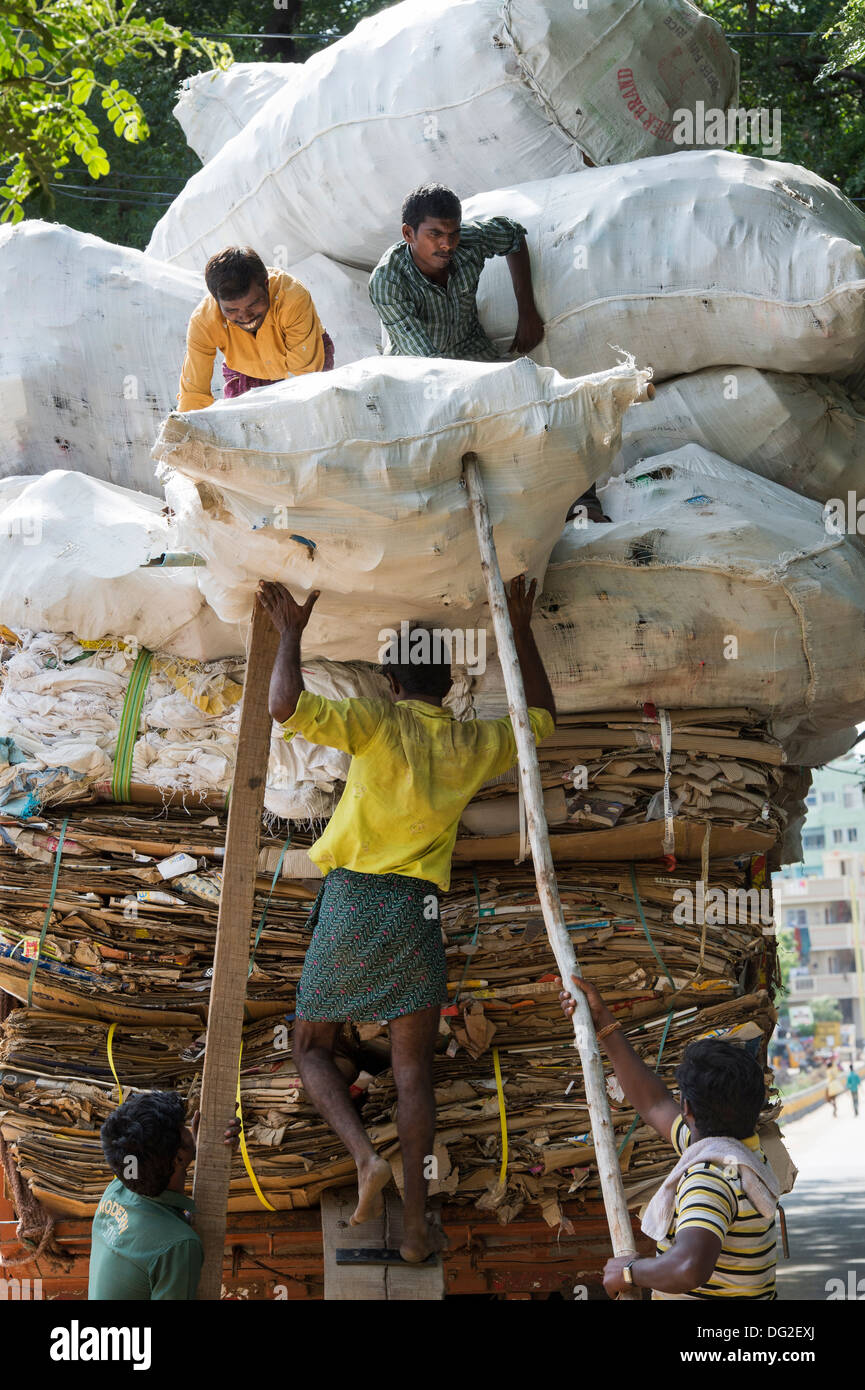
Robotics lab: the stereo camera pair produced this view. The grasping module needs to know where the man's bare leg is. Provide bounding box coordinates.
[389,1004,442,1263]
[294,1020,391,1225]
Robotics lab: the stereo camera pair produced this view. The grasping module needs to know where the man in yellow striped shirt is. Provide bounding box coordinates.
[561,976,781,1299]
[177,246,332,412]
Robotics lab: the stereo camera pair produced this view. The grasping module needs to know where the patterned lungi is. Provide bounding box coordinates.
[295,867,447,1023]
[221,332,335,397]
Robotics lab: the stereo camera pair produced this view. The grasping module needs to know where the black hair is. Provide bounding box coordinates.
[675,1039,766,1140]
[100,1091,188,1197]
[204,246,268,302]
[401,184,462,232]
[380,623,452,699]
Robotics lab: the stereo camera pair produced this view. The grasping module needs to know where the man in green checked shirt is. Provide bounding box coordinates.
[368,183,544,360]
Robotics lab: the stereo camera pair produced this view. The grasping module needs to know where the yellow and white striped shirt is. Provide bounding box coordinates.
[653,1116,777,1300]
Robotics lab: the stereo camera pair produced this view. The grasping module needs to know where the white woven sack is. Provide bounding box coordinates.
[0,473,244,659]
[154,355,650,660]
[470,445,865,734]
[467,152,865,382]
[147,0,736,270]
[174,63,299,163]
[286,254,381,367]
[608,366,865,504]
[0,221,209,497]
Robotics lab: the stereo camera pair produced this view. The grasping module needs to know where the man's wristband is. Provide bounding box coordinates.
[596,1019,622,1042]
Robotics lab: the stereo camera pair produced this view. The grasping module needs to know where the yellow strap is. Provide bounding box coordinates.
[492,1046,508,1187]
[106,1022,124,1104]
[236,1042,275,1212]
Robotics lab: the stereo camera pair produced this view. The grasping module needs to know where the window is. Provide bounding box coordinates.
[802,831,825,850]
[786,909,808,927]
[833,828,844,844]
[843,789,859,809]
[839,860,850,876]
[826,901,852,924]
[806,792,818,807]
[822,790,836,804]
[847,827,858,843]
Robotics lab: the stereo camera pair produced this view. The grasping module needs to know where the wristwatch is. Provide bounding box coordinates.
[622,1260,638,1287]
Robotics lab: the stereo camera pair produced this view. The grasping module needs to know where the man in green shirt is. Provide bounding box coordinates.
[89,1091,238,1300]
[368,182,544,361]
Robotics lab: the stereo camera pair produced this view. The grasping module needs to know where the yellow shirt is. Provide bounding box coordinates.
[282,692,555,891]
[177,268,325,411]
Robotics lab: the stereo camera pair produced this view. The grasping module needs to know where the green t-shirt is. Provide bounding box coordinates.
[88,1177,203,1300]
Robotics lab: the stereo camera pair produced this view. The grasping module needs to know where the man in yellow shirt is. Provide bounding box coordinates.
[177,246,334,412]
[258,576,555,1263]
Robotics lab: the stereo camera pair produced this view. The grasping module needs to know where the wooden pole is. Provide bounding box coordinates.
[461,453,639,1291]
[193,599,279,1300]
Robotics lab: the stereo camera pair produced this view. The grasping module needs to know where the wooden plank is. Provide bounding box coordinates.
[192,601,279,1300]
[322,1186,387,1300]
[453,818,776,863]
[383,1192,445,1301]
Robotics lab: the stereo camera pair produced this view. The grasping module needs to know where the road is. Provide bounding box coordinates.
[777,1091,865,1300]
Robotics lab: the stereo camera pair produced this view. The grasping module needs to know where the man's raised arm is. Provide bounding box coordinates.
[258,581,320,723]
[507,574,556,724]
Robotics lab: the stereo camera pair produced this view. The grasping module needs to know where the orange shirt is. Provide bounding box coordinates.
[177,268,325,411]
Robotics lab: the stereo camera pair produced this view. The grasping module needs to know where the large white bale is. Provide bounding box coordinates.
[470,446,865,734]
[174,63,299,163]
[147,0,737,270]
[287,254,381,366]
[0,225,375,497]
[609,367,865,504]
[468,152,865,382]
[0,221,209,496]
[0,473,244,659]
[154,355,650,660]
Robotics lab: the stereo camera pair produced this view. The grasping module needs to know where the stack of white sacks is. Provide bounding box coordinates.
[1,0,864,834]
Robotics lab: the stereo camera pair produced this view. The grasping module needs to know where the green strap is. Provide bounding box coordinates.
[617,1006,675,1157]
[111,648,153,802]
[27,816,69,1006]
[248,833,292,978]
[629,862,675,991]
[453,870,494,1007]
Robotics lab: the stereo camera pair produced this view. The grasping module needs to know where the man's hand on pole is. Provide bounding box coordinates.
[559,974,617,1031]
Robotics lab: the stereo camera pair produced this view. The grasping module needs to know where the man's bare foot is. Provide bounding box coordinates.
[350,1155,392,1226]
[400,1212,446,1264]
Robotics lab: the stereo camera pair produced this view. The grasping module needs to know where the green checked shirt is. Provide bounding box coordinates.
[368,215,527,361]
[89,1177,203,1300]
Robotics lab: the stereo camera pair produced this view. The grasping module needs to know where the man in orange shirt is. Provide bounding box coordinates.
[177,246,335,411]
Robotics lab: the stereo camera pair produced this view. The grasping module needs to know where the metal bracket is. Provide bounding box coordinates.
[334,1247,437,1267]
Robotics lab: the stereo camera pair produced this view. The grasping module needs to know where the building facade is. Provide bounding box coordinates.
[773,754,865,1042]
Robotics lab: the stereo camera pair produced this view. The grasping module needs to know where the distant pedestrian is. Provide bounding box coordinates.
[826,1063,842,1117]
[847,1064,861,1117]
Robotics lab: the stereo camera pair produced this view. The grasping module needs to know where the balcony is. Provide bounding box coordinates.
[786,972,862,1001]
[774,876,850,903]
[807,922,856,950]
